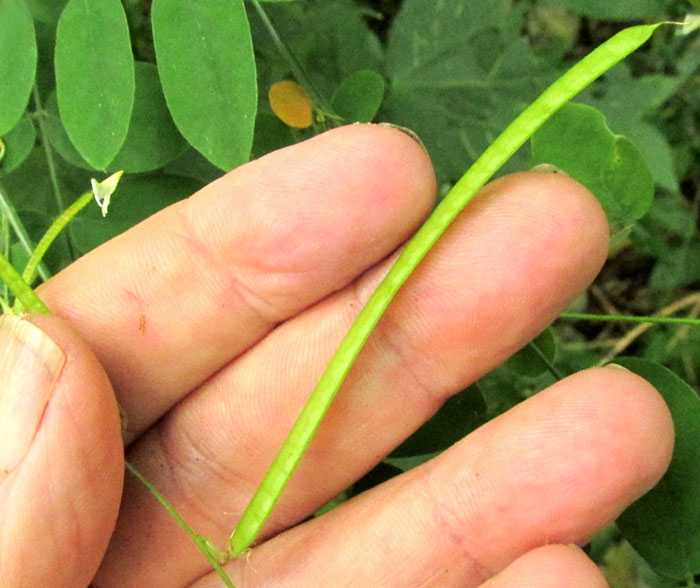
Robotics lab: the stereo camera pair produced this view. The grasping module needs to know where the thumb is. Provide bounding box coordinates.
[0,314,124,588]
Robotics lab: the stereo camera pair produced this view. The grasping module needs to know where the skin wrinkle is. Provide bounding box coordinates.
[177,205,287,328]
[367,305,443,408]
[425,444,498,586]
[164,209,253,323]
[153,408,260,541]
[434,371,666,577]
[165,416,257,538]
[153,424,232,536]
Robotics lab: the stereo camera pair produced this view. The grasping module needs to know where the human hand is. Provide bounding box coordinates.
[0,125,673,587]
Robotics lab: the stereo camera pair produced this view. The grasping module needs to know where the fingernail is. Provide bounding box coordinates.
[530,163,570,177]
[377,122,429,154]
[606,363,631,372]
[0,315,65,475]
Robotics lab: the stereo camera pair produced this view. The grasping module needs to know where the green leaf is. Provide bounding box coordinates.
[55,0,135,170]
[0,116,36,175]
[47,62,188,175]
[109,62,188,173]
[387,0,509,80]
[615,358,700,580]
[152,0,257,171]
[530,102,654,233]
[0,149,82,273]
[506,328,557,378]
[384,0,553,184]
[331,70,385,123]
[70,174,204,256]
[163,148,226,185]
[390,384,487,458]
[0,0,37,135]
[579,64,683,192]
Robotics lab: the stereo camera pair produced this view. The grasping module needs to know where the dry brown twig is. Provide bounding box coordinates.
[598,291,700,366]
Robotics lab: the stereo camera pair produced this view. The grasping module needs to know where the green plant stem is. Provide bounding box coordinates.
[32,85,76,261]
[561,312,700,327]
[12,191,94,313]
[125,461,237,588]
[250,0,333,115]
[22,191,91,286]
[0,250,49,314]
[229,23,665,557]
[0,181,51,282]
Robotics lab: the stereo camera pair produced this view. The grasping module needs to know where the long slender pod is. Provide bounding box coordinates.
[229,24,663,556]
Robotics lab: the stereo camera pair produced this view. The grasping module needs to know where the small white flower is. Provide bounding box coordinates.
[91,170,124,217]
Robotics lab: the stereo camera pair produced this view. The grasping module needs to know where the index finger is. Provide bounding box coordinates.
[38,125,436,439]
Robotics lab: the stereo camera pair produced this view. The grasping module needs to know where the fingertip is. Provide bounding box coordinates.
[2,314,123,587]
[186,121,438,312]
[301,122,437,218]
[541,365,674,506]
[523,169,609,227]
[480,544,608,588]
[508,169,611,272]
[598,365,675,486]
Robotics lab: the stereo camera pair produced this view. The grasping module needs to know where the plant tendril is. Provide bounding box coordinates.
[125,462,237,588]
